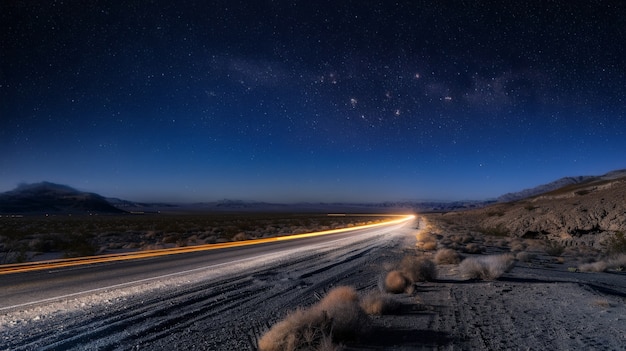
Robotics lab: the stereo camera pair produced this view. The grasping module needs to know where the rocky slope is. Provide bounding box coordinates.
[497,169,626,202]
[467,173,626,248]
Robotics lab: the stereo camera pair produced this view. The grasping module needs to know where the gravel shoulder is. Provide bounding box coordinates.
[357,214,626,351]
[348,262,626,350]
[2,216,625,350]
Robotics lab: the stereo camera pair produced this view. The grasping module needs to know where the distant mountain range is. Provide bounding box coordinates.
[497,169,626,202]
[1,169,625,214]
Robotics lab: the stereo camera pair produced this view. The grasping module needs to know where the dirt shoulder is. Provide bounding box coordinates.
[348,264,626,350]
[345,214,626,350]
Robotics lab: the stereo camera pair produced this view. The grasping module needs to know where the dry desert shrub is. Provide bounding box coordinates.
[384,270,410,293]
[460,234,474,243]
[459,254,516,280]
[543,240,565,256]
[400,256,437,282]
[439,238,453,248]
[232,232,249,241]
[462,243,484,254]
[257,307,332,351]
[434,248,461,264]
[593,299,614,308]
[603,231,626,254]
[578,254,626,272]
[317,296,367,340]
[359,291,400,315]
[417,240,438,251]
[509,240,527,252]
[478,224,509,237]
[449,234,474,244]
[578,260,607,272]
[524,239,545,251]
[415,231,438,251]
[495,239,510,248]
[258,286,368,351]
[318,286,359,306]
[515,251,535,262]
[415,230,432,242]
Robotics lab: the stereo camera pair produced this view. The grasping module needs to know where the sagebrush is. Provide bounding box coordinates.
[459,254,515,280]
[257,286,368,351]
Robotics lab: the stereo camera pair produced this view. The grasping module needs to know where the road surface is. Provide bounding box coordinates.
[0,215,415,350]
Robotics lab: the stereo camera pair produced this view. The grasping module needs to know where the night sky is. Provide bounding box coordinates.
[1,1,625,203]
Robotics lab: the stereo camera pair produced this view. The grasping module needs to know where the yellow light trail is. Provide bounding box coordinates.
[0,214,415,275]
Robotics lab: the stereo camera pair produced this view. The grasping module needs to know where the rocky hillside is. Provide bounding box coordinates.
[0,182,125,214]
[471,172,626,248]
[496,176,594,202]
[497,169,626,202]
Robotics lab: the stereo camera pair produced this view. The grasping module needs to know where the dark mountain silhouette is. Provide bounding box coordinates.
[0,182,126,214]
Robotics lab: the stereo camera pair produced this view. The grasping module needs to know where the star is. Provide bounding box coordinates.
[350,98,358,108]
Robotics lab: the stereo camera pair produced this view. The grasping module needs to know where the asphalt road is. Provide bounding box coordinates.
[0,218,412,310]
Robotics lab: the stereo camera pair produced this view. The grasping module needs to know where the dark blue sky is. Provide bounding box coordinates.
[1,1,625,202]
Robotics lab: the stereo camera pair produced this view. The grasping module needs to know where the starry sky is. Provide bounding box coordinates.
[1,1,625,203]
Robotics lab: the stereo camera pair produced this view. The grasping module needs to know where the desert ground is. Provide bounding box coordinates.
[1,214,624,350]
[343,213,626,350]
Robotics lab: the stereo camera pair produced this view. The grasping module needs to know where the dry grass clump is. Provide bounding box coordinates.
[449,234,474,244]
[438,238,454,249]
[515,251,535,262]
[417,240,438,251]
[359,291,400,315]
[232,232,249,241]
[316,286,367,340]
[384,270,410,293]
[400,256,437,282]
[415,231,438,251]
[434,248,461,265]
[603,231,626,254]
[578,254,626,272]
[462,243,484,254]
[509,240,527,253]
[459,254,516,280]
[415,230,431,242]
[257,307,333,351]
[439,234,472,250]
[524,239,546,251]
[383,256,437,293]
[593,299,614,308]
[258,286,368,351]
[544,240,565,256]
[495,239,510,248]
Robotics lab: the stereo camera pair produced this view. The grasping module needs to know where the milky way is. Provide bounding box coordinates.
[1,1,625,202]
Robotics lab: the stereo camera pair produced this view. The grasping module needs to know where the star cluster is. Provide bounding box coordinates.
[1,1,625,202]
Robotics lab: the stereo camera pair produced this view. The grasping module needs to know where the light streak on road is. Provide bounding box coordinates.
[0,214,415,275]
